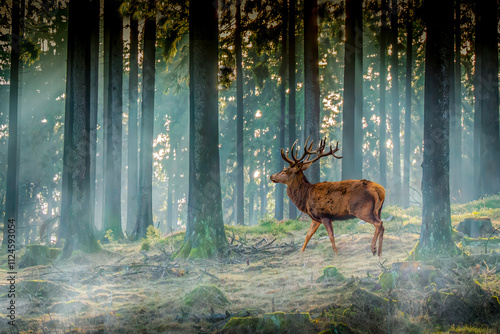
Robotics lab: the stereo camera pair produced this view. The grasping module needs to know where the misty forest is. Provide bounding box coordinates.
[1,0,500,332]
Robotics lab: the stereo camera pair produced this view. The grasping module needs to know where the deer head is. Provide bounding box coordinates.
[270,137,342,185]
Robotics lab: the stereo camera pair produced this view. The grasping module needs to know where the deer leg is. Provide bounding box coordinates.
[377,223,385,256]
[321,218,338,255]
[302,220,321,252]
[357,213,383,256]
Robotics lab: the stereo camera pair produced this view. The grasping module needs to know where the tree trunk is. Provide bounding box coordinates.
[342,0,363,181]
[379,0,388,188]
[103,0,124,238]
[134,11,156,240]
[477,0,500,196]
[127,16,139,235]
[176,0,227,259]
[288,0,297,220]
[260,163,267,218]
[408,0,459,260]
[402,0,413,208]
[235,0,245,225]
[304,0,320,184]
[450,0,462,202]
[60,0,100,257]
[3,0,21,247]
[166,179,173,234]
[249,169,255,226]
[473,1,482,200]
[275,0,288,221]
[89,0,99,231]
[390,0,401,204]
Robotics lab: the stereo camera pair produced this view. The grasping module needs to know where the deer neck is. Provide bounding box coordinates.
[286,172,312,213]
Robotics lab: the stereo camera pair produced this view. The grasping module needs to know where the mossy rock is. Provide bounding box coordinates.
[49,300,90,314]
[19,245,50,268]
[316,266,346,283]
[49,248,62,259]
[223,312,315,334]
[184,284,229,311]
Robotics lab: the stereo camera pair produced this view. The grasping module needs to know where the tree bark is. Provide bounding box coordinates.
[235,0,245,225]
[176,0,227,259]
[379,0,388,189]
[450,0,462,202]
[449,0,462,202]
[275,0,288,221]
[390,0,401,204]
[89,0,99,231]
[342,0,363,181]
[103,0,124,238]
[477,0,500,196]
[288,0,297,220]
[3,0,21,247]
[60,0,100,257]
[134,11,156,240]
[127,16,139,235]
[304,0,320,184]
[409,0,459,260]
[402,0,413,208]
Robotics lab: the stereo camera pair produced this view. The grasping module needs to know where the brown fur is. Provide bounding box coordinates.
[271,167,386,256]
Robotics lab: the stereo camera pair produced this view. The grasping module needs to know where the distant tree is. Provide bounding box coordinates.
[378,0,388,189]
[342,0,363,181]
[390,0,401,204]
[102,0,124,238]
[175,0,227,258]
[235,0,244,225]
[3,0,21,247]
[275,0,288,221]
[134,9,156,240]
[409,0,459,260]
[127,15,139,235]
[304,0,320,184]
[477,0,500,196]
[402,0,413,208]
[59,0,100,256]
[288,0,297,219]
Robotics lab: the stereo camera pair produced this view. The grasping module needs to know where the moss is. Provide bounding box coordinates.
[141,240,151,251]
[48,248,62,259]
[19,245,50,268]
[378,271,398,290]
[316,266,346,283]
[184,284,229,311]
[223,312,315,334]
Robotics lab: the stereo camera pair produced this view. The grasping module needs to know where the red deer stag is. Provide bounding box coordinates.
[270,138,386,256]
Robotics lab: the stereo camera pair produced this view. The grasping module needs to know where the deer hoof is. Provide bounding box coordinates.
[372,251,376,256]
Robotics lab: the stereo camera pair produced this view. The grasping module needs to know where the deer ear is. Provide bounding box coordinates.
[300,161,313,171]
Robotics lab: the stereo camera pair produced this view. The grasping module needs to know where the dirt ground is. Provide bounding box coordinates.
[1,225,499,333]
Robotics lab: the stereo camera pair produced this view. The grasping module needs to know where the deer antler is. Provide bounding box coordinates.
[303,139,342,165]
[280,137,342,167]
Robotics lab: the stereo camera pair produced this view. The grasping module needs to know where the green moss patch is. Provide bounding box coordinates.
[183,284,229,311]
[223,312,315,334]
[316,266,346,283]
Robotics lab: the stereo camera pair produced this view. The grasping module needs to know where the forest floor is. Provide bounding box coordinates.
[1,196,500,333]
